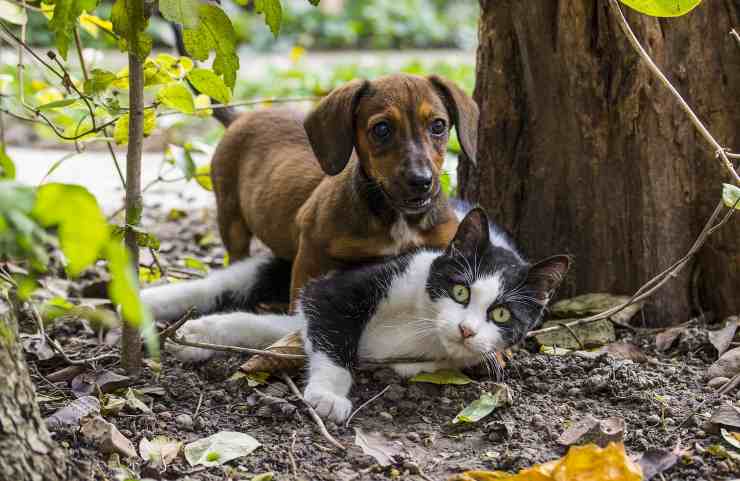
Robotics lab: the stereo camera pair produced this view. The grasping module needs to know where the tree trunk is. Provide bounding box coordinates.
[0,304,67,481]
[462,1,740,326]
[121,51,145,375]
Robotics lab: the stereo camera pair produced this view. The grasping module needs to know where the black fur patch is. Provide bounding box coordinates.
[301,254,413,368]
[211,258,292,313]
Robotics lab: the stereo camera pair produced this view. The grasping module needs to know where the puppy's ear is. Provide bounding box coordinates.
[304,79,369,176]
[428,75,479,164]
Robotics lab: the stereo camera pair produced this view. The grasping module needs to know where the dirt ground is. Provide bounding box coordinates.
[25,204,739,481]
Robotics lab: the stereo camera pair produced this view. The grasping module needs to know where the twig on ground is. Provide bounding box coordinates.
[345,385,391,427]
[45,334,119,366]
[288,431,298,476]
[158,308,196,342]
[194,391,204,419]
[168,336,306,360]
[718,373,740,396]
[281,372,345,451]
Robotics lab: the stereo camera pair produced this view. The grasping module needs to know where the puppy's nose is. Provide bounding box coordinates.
[459,324,476,339]
[405,170,433,194]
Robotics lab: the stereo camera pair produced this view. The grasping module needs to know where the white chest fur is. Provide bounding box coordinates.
[382,216,423,256]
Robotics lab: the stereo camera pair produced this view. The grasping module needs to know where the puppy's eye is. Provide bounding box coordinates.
[489,306,511,324]
[430,119,446,136]
[451,284,469,304]
[372,121,392,140]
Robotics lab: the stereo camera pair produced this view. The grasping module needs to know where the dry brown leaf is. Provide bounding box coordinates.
[655,326,686,352]
[448,442,642,481]
[637,445,685,480]
[708,316,739,358]
[558,416,625,447]
[80,415,137,458]
[239,331,305,374]
[45,395,100,430]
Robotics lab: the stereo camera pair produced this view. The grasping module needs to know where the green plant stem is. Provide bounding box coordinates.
[121,51,145,376]
[74,28,89,83]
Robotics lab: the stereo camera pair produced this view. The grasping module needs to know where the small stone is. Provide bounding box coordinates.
[646,414,661,425]
[567,387,581,397]
[80,415,137,458]
[159,411,172,420]
[406,432,420,443]
[708,377,730,389]
[211,389,226,401]
[385,384,406,402]
[175,413,193,430]
[379,412,394,421]
[708,347,740,379]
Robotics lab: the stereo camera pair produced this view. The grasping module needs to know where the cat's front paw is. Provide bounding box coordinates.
[166,317,220,362]
[304,387,353,424]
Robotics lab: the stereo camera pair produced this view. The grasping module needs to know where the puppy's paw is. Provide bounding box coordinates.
[304,387,353,424]
[166,317,221,362]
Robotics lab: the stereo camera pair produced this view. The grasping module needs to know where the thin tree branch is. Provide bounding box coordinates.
[155,96,321,117]
[281,373,345,451]
[74,28,89,83]
[608,0,739,185]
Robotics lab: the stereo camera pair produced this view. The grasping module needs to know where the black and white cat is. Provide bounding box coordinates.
[142,206,570,423]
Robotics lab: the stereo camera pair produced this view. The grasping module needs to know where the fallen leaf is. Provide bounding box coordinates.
[637,447,681,481]
[20,333,55,360]
[709,316,739,358]
[251,472,274,481]
[721,429,740,451]
[240,331,304,374]
[124,388,152,413]
[535,319,615,350]
[71,370,131,398]
[45,396,101,430]
[184,431,260,467]
[707,404,740,433]
[46,365,85,382]
[101,394,127,416]
[551,293,643,326]
[453,384,512,424]
[139,435,182,467]
[354,428,401,467]
[410,369,473,385]
[558,416,625,447]
[655,326,686,352]
[227,371,271,387]
[575,343,649,363]
[80,415,138,458]
[708,347,740,380]
[540,345,572,355]
[138,385,166,396]
[448,442,642,481]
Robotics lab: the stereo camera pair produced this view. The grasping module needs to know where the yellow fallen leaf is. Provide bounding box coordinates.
[449,443,642,481]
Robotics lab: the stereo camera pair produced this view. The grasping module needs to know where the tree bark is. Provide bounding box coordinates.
[0,304,67,481]
[121,51,144,375]
[463,1,740,325]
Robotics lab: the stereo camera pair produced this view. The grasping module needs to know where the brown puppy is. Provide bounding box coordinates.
[211,74,479,302]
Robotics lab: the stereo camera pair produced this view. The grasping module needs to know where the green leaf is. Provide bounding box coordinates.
[195,164,213,191]
[33,183,109,276]
[619,0,702,17]
[158,0,199,28]
[0,0,28,25]
[187,68,231,104]
[36,98,78,111]
[184,256,208,273]
[111,0,152,59]
[0,143,15,180]
[182,4,239,88]
[452,384,512,424]
[48,0,98,59]
[157,82,195,114]
[410,369,472,385]
[113,109,156,145]
[254,0,282,38]
[723,183,740,210]
[106,240,158,357]
[84,69,117,95]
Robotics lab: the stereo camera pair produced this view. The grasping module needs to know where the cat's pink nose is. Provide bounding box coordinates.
[459,324,476,339]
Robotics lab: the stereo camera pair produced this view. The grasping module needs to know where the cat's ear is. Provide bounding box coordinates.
[525,255,572,303]
[447,207,490,256]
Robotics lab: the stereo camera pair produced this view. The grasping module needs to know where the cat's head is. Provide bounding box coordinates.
[426,207,571,360]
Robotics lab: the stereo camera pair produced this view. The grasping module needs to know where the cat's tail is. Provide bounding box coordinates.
[140,256,292,321]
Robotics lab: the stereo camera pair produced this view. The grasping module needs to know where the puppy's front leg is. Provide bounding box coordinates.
[289,236,329,310]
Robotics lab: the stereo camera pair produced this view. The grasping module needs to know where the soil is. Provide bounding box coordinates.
[22,204,739,481]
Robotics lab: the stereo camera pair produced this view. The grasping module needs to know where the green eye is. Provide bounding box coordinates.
[451,284,470,304]
[489,306,511,324]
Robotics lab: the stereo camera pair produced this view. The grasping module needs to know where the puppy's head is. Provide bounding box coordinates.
[304,74,478,216]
